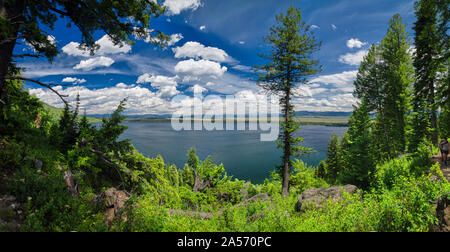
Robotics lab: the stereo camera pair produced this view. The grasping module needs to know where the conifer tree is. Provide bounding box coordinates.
[354,14,413,159]
[377,14,413,158]
[412,0,444,147]
[254,6,321,196]
[340,99,375,189]
[325,134,341,183]
[316,161,328,180]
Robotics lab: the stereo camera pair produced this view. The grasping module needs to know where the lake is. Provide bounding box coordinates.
[119,122,348,184]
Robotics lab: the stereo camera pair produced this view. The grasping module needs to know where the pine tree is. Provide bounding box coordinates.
[354,45,383,112]
[325,134,341,183]
[254,6,321,196]
[316,161,328,180]
[340,132,351,174]
[356,14,413,159]
[412,0,443,148]
[378,14,413,158]
[340,99,375,189]
[56,96,80,154]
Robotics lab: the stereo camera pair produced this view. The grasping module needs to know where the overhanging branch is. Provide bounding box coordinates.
[12,54,42,58]
[4,76,69,106]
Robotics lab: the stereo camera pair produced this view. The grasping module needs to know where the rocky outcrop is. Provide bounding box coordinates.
[239,193,270,206]
[168,209,213,220]
[94,188,130,224]
[0,195,22,232]
[431,193,450,232]
[296,185,359,212]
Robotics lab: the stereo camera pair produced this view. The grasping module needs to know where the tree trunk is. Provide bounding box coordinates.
[0,1,22,104]
[430,99,439,147]
[282,88,291,197]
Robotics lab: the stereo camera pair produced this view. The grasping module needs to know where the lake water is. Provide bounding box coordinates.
[119,122,348,184]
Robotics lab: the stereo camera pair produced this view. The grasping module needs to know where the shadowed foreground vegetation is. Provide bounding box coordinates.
[0,79,448,232]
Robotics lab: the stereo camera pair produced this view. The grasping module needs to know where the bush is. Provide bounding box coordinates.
[8,165,106,232]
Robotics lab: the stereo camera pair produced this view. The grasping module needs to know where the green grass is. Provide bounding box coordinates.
[294,116,349,126]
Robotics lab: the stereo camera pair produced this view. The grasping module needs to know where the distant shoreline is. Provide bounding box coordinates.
[122,116,349,127]
[43,103,349,126]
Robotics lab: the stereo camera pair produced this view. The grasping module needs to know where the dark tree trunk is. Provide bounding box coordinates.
[282,88,291,197]
[430,88,439,147]
[0,1,22,104]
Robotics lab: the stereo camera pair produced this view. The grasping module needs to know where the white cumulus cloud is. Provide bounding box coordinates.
[338,50,368,66]
[163,0,202,15]
[136,74,179,98]
[74,56,115,71]
[187,84,208,93]
[172,42,229,62]
[346,38,367,49]
[62,77,86,84]
[174,59,227,82]
[28,84,171,115]
[62,35,131,57]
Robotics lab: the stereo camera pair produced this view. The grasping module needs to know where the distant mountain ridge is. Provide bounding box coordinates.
[88,111,352,119]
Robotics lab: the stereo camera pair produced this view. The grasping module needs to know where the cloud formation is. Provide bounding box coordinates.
[62,77,86,84]
[62,35,131,57]
[338,50,368,66]
[346,38,367,49]
[175,59,228,81]
[163,0,202,15]
[172,42,229,62]
[74,56,115,71]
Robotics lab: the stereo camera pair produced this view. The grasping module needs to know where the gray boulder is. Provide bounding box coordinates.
[296,185,359,212]
[94,188,130,223]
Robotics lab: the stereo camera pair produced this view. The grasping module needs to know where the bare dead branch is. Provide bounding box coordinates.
[4,76,69,106]
[0,36,21,46]
[89,149,149,186]
[31,0,70,16]
[12,54,42,58]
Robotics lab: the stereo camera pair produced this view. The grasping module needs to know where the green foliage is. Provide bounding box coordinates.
[354,14,413,159]
[7,164,106,232]
[374,142,434,190]
[290,159,329,194]
[439,107,450,139]
[254,6,321,195]
[324,134,341,183]
[339,99,375,189]
[316,161,328,180]
[67,99,133,190]
[412,0,448,147]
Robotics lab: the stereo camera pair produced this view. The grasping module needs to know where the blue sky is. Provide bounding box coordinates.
[16,0,417,115]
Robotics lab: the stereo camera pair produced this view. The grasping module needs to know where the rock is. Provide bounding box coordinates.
[168,209,213,220]
[34,159,43,170]
[431,193,450,232]
[217,192,232,202]
[238,193,270,206]
[247,193,270,202]
[97,188,130,223]
[296,185,359,212]
[5,195,16,202]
